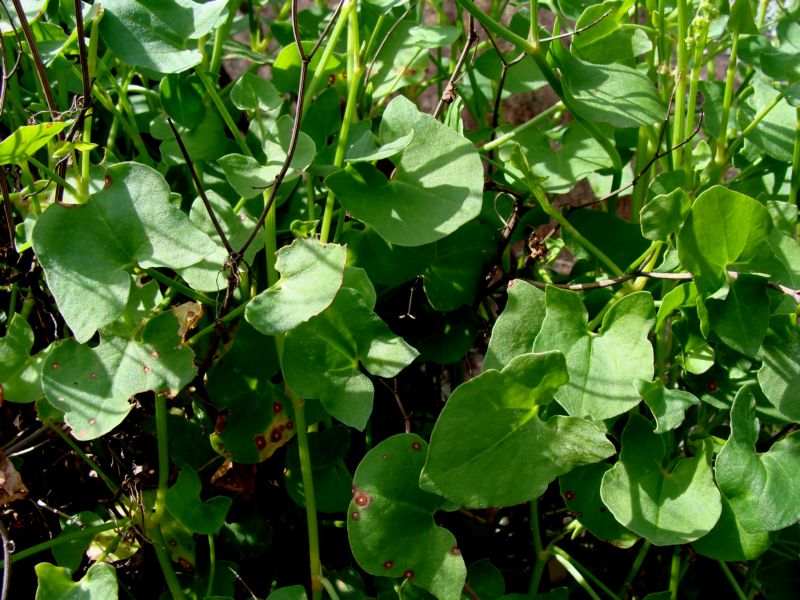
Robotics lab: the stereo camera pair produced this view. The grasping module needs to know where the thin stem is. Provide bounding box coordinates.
[186,302,248,345]
[619,540,651,597]
[303,0,352,119]
[27,156,79,198]
[724,91,784,163]
[481,102,562,151]
[143,268,216,305]
[671,0,688,169]
[197,70,251,156]
[551,547,603,600]
[209,0,242,76]
[552,546,620,600]
[433,16,477,119]
[668,547,681,600]
[0,518,10,600]
[528,500,547,595]
[718,562,748,600]
[206,534,217,599]
[0,522,120,568]
[792,106,800,204]
[714,31,739,166]
[48,424,119,495]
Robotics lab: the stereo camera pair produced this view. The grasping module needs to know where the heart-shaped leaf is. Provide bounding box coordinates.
[533,287,655,420]
[758,315,800,421]
[282,287,418,429]
[42,312,196,440]
[0,122,68,164]
[348,434,466,600]
[326,96,483,246]
[483,280,546,372]
[33,162,215,343]
[0,314,50,403]
[34,562,118,600]
[166,464,232,534]
[420,352,615,508]
[600,414,722,546]
[715,386,800,533]
[245,238,346,335]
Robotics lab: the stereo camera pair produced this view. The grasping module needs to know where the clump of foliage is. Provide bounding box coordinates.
[0,0,798,599]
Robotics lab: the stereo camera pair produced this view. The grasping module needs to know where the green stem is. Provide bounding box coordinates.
[187,302,248,345]
[319,576,341,600]
[671,0,688,169]
[718,562,748,600]
[480,102,562,152]
[552,546,620,600]
[683,6,711,174]
[792,106,800,205]
[264,189,278,286]
[724,91,784,163]
[532,188,627,280]
[0,521,120,568]
[528,500,547,595]
[206,534,216,598]
[551,547,603,600]
[197,70,251,156]
[48,424,119,495]
[619,540,651,596]
[320,8,363,243]
[303,0,354,118]
[151,395,186,600]
[668,546,681,600]
[714,31,739,166]
[27,156,79,198]
[143,268,216,305]
[209,0,242,76]
[79,4,103,199]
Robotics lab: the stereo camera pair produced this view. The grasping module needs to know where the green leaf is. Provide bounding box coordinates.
[465,559,505,600]
[230,72,282,113]
[420,352,615,508]
[407,25,461,48]
[758,316,800,421]
[1,0,47,35]
[285,427,352,513]
[42,312,196,440]
[640,189,691,242]
[100,0,228,73]
[326,96,483,246]
[705,274,770,357]
[220,116,316,199]
[567,208,650,269]
[282,287,418,429]
[728,0,758,34]
[737,78,796,162]
[557,46,665,127]
[159,74,205,128]
[245,238,346,335]
[178,191,263,292]
[34,562,118,600]
[600,414,722,546]
[483,280,545,372]
[269,586,308,600]
[210,383,295,464]
[32,162,215,343]
[271,41,342,93]
[676,185,772,297]
[340,227,434,287]
[0,122,69,165]
[533,288,655,420]
[422,221,495,311]
[715,386,800,532]
[346,130,415,163]
[638,380,699,433]
[348,434,466,600]
[559,463,639,548]
[0,314,49,403]
[575,24,653,64]
[166,464,232,534]
[692,496,776,561]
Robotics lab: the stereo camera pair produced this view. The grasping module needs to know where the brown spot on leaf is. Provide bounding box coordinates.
[351,512,360,521]
[285,421,293,430]
[51,362,60,370]
[143,366,150,374]
[564,490,575,501]
[270,429,282,442]
[451,546,461,555]
[411,441,422,451]
[354,492,371,508]
[404,570,414,580]
[151,351,159,359]
[383,561,394,570]
[89,372,97,380]
[707,379,719,393]
[103,174,112,188]
[254,435,267,450]
[273,402,282,413]
[382,454,389,460]
[88,418,96,426]
[215,416,226,434]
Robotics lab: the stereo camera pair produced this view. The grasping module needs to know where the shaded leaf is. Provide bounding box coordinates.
[758,315,800,421]
[33,162,216,342]
[483,280,545,372]
[0,314,49,403]
[166,464,232,534]
[638,380,699,433]
[348,434,466,600]
[230,72,282,113]
[692,496,776,561]
[42,312,196,440]
[600,414,722,545]
[285,427,352,513]
[715,386,800,532]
